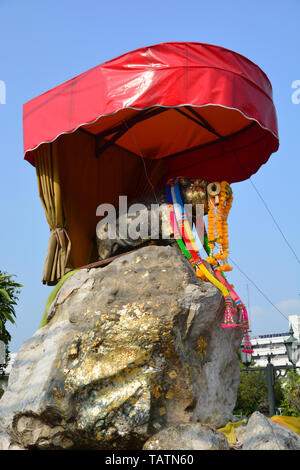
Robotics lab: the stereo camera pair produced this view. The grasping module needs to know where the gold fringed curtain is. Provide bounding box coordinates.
[35,143,72,285]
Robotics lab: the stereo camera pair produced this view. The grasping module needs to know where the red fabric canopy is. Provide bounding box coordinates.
[23,42,279,183]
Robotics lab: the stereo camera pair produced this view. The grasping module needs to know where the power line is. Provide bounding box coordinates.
[229,256,289,322]
[248,176,300,266]
[233,152,300,266]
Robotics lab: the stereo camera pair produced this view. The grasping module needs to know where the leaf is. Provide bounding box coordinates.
[2,312,15,324]
[0,288,10,301]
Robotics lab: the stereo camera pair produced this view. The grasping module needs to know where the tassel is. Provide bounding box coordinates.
[222,296,237,328]
[241,329,254,353]
[236,301,249,329]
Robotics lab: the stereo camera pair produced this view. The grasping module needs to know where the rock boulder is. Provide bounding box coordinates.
[0,245,242,449]
[143,423,229,450]
[242,412,300,450]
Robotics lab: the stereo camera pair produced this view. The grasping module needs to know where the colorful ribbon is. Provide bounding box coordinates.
[166,178,253,353]
[167,179,236,327]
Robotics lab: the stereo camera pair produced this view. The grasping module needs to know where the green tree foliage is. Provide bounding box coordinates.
[0,271,22,375]
[234,360,283,416]
[279,370,300,417]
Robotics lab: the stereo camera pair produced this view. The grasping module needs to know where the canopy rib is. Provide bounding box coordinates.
[95,107,168,158]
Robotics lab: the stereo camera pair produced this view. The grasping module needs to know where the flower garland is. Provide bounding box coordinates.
[166,178,253,353]
[206,181,233,272]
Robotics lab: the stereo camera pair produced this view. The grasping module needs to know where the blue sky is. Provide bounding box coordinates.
[0,0,299,352]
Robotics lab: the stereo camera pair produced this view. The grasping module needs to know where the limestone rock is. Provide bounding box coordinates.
[143,423,229,450]
[46,269,90,323]
[0,245,242,450]
[0,426,25,450]
[242,412,300,450]
[0,426,10,450]
[233,421,248,447]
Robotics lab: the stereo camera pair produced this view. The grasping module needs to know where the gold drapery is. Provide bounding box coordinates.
[33,130,167,285]
[35,143,72,285]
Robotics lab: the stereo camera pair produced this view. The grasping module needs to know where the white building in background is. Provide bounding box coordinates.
[251,315,300,368]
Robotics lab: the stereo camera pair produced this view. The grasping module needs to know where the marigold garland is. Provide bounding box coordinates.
[206,181,233,272]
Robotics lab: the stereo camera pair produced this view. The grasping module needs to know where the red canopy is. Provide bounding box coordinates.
[23,41,279,183]
[23,42,280,283]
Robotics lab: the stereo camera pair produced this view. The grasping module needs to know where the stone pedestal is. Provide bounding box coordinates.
[0,245,242,449]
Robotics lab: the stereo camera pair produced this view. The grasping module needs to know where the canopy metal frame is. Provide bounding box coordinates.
[84,105,256,160]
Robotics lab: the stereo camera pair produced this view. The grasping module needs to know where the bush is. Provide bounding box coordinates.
[279,370,300,417]
[234,361,283,417]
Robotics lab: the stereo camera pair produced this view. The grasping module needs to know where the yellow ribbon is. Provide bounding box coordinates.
[182,214,231,298]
